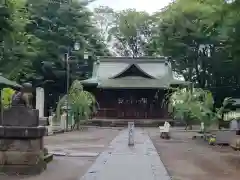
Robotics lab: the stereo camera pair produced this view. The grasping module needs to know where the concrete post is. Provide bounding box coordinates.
[36,87,44,117]
[47,115,53,135]
[128,122,134,146]
[60,112,67,131]
[200,122,204,132]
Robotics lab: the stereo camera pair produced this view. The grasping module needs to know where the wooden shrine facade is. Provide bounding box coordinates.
[82,57,188,119]
[88,88,169,119]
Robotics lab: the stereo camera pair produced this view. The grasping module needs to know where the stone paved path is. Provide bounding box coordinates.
[79,128,171,180]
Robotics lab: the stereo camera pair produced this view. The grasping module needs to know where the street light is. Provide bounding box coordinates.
[74,42,80,51]
[65,42,80,131]
[84,51,88,65]
[84,51,88,59]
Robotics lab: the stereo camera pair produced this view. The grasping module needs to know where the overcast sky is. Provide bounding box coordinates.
[88,0,173,13]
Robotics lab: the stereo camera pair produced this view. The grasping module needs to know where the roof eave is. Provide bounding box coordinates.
[97,86,169,89]
[97,56,168,63]
[110,64,156,79]
[80,78,99,87]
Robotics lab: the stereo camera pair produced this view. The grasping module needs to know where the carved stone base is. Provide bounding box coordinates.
[0,138,45,175]
[1,106,39,127]
[0,139,43,151]
[0,126,46,138]
[0,161,46,175]
[0,151,44,165]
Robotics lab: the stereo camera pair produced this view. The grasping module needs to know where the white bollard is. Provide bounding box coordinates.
[128,122,134,146]
[60,112,67,131]
[200,122,204,132]
[47,115,53,135]
[36,87,45,118]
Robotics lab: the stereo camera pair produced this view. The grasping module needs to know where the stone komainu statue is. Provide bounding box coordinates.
[12,83,33,108]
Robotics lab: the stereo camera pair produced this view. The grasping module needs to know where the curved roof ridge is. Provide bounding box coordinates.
[98,56,168,63]
[109,63,156,79]
[134,64,156,79]
[109,63,132,79]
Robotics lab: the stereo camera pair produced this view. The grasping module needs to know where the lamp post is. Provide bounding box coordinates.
[84,51,88,60]
[65,42,80,131]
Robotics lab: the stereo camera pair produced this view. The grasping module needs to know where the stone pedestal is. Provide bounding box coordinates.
[0,105,46,175]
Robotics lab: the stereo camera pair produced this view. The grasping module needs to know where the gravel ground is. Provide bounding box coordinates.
[0,127,121,180]
[147,128,240,180]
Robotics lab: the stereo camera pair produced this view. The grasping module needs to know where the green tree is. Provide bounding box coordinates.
[93,6,115,42]
[150,0,230,88]
[0,0,38,80]
[168,88,215,130]
[1,87,15,109]
[25,0,110,80]
[55,80,96,130]
[0,0,14,41]
[0,0,109,83]
[107,9,154,57]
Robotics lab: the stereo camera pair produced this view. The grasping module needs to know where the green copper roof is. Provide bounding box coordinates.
[98,76,168,89]
[81,77,98,84]
[81,57,189,88]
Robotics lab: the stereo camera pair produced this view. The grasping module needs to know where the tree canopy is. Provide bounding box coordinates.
[0,0,110,83]
[91,0,240,103]
[1,0,240,109]
[149,0,240,101]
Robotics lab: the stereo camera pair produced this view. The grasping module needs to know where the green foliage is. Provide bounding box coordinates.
[93,7,154,57]
[93,6,115,42]
[168,88,216,129]
[146,0,240,91]
[168,88,236,130]
[149,0,226,86]
[0,0,37,80]
[215,97,240,122]
[2,0,240,119]
[0,0,109,83]
[215,97,235,120]
[2,0,240,94]
[55,80,96,128]
[1,88,15,109]
[109,9,153,57]
[92,2,240,95]
[25,0,109,80]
